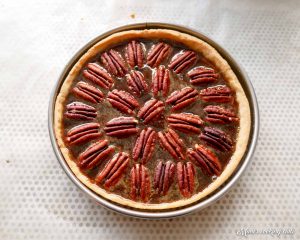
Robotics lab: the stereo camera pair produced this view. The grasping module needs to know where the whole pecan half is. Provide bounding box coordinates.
[177,162,195,198]
[66,123,101,145]
[166,87,198,111]
[83,63,114,89]
[104,116,139,137]
[169,50,197,74]
[78,139,114,169]
[147,42,171,67]
[137,99,164,124]
[125,40,144,69]
[203,105,239,124]
[167,113,203,134]
[154,160,175,195]
[188,66,219,85]
[65,102,97,120]
[158,128,185,160]
[107,89,139,115]
[101,49,127,77]
[95,152,129,188]
[200,85,232,103]
[187,144,221,176]
[72,81,104,103]
[200,127,233,151]
[126,70,148,96]
[152,65,170,97]
[130,164,151,202]
[132,128,157,164]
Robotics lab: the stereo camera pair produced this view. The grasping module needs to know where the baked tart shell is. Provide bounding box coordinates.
[53,28,251,210]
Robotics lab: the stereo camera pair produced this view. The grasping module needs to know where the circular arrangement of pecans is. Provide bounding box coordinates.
[64,40,240,203]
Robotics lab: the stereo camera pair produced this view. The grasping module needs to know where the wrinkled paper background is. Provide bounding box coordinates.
[0,0,299,239]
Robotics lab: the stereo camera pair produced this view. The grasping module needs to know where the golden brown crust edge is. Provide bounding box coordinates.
[54,29,251,210]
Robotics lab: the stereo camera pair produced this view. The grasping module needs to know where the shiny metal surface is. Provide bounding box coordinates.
[48,23,259,219]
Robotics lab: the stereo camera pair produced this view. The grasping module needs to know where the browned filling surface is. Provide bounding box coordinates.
[62,39,239,204]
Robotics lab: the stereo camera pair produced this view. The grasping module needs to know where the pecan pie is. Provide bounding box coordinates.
[54,29,251,210]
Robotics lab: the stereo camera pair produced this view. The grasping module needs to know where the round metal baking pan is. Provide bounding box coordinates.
[48,22,259,219]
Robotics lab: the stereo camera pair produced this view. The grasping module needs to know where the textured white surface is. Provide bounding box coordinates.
[0,0,299,239]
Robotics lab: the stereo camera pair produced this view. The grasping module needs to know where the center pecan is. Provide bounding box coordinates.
[137,99,164,124]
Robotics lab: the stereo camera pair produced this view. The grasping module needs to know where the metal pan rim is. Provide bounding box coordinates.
[48,22,259,219]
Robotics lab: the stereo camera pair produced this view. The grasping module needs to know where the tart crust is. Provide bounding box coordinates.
[54,29,251,210]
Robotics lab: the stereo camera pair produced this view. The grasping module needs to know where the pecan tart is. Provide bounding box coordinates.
[54,29,251,210]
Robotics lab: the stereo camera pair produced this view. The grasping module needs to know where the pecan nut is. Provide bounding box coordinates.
[78,140,114,169]
[166,87,198,111]
[137,99,164,124]
[66,123,101,145]
[188,66,219,85]
[147,42,171,67]
[95,152,129,188]
[126,70,148,96]
[132,128,157,164]
[130,164,151,202]
[107,89,139,115]
[177,162,195,198]
[200,127,233,151]
[200,85,232,103]
[152,65,170,97]
[187,144,221,176]
[72,81,104,103]
[158,128,185,160]
[154,160,175,195]
[169,50,197,74]
[104,117,139,137]
[83,63,114,89]
[125,40,144,69]
[101,49,127,77]
[65,102,97,120]
[167,113,203,134]
[203,105,239,124]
